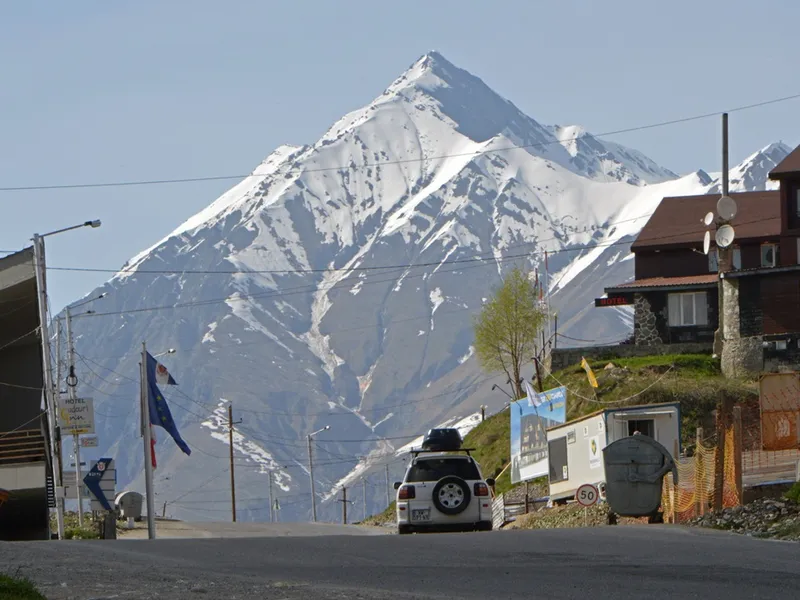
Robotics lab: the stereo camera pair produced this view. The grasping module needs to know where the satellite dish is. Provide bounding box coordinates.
[703,212,714,226]
[715,224,735,249]
[717,195,737,221]
[703,230,711,255]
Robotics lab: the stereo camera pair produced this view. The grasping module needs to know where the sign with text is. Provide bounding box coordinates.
[594,295,633,307]
[83,458,116,511]
[80,436,99,448]
[58,397,95,435]
[510,386,567,484]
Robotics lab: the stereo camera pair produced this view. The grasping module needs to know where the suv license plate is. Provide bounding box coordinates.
[411,509,430,522]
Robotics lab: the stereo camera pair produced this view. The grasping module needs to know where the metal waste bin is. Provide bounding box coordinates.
[602,434,677,522]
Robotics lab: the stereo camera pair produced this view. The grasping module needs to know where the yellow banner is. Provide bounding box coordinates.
[581,357,598,388]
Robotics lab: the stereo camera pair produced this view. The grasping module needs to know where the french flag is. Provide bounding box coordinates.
[150,425,157,470]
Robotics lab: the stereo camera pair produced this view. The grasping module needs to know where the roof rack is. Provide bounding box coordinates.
[409,448,475,458]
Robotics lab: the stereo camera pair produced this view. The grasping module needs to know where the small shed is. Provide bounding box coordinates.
[546,402,681,503]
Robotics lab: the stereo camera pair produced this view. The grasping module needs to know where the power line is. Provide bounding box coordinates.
[45,211,653,275]
[1,91,799,193]
[70,212,777,320]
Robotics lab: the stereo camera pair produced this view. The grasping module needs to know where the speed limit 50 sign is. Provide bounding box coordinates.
[576,483,599,507]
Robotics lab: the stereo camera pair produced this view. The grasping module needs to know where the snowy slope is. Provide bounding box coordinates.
[64,51,790,523]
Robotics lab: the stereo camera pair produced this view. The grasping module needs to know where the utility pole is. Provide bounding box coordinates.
[384,464,390,507]
[228,404,239,523]
[65,306,84,527]
[54,320,67,534]
[140,343,156,540]
[307,425,329,522]
[162,501,167,518]
[308,434,317,522]
[268,471,274,523]
[362,477,367,521]
[714,113,731,357]
[340,487,348,524]
[32,234,65,540]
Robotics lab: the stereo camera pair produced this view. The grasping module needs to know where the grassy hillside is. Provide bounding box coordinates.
[363,353,751,522]
[464,353,758,494]
[543,353,758,448]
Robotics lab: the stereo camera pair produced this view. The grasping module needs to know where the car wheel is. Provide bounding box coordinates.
[398,525,412,535]
[432,475,471,516]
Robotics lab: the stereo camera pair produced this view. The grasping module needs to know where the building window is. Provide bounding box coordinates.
[628,419,655,438]
[795,187,800,217]
[668,291,709,327]
[708,247,718,272]
[761,243,778,267]
[710,246,740,270]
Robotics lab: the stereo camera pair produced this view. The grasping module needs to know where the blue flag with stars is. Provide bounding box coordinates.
[146,352,191,456]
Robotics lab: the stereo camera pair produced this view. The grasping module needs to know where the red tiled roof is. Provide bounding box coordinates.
[769,144,800,178]
[631,191,780,251]
[606,274,718,292]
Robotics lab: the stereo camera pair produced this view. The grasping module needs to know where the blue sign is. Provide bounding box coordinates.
[83,457,113,511]
[510,386,567,484]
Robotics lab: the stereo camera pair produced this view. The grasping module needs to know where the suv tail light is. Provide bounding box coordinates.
[474,482,489,497]
[398,485,415,500]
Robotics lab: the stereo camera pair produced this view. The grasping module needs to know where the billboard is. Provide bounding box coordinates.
[510,385,567,484]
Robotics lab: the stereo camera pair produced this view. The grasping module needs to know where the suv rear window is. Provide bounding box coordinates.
[406,457,481,482]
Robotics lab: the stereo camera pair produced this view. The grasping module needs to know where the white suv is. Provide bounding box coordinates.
[394,448,495,535]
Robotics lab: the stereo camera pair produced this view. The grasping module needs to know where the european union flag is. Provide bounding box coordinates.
[146,352,191,456]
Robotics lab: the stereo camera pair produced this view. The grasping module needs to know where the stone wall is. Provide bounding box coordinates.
[550,342,713,371]
[721,336,764,377]
[634,293,664,346]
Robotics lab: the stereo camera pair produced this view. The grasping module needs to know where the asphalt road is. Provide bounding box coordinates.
[2,525,799,599]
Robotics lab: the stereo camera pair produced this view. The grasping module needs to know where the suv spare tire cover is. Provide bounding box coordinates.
[432,475,471,515]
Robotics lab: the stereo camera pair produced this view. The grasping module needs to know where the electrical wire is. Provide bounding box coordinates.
[70,212,780,320]
[1,90,799,193]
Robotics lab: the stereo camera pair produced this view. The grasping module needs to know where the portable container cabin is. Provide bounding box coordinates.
[546,402,681,503]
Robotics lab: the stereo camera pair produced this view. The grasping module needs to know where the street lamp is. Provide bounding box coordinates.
[32,219,101,541]
[153,348,176,358]
[307,425,330,522]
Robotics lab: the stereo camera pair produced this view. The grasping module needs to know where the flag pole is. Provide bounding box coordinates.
[141,341,157,540]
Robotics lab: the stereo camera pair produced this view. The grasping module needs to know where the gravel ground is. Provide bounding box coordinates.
[690,498,800,541]
[3,525,800,600]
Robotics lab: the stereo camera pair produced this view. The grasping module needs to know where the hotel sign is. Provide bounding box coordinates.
[595,295,633,307]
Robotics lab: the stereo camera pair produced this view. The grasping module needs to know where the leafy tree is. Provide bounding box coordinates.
[473,266,547,400]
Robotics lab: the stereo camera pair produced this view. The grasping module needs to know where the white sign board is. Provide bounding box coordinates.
[576,483,599,507]
[58,397,95,435]
[62,470,89,499]
[80,436,99,448]
[84,458,116,512]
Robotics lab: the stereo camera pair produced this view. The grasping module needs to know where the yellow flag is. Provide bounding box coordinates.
[581,357,598,388]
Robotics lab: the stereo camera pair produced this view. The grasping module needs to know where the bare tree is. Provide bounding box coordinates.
[473,266,547,400]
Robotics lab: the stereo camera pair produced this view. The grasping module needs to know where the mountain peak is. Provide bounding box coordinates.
[384,50,478,97]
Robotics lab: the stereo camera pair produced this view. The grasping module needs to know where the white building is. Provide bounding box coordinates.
[546,402,681,503]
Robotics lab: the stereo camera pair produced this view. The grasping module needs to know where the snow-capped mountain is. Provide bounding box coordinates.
[64,51,789,522]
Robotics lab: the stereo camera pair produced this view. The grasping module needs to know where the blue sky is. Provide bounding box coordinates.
[1,0,798,312]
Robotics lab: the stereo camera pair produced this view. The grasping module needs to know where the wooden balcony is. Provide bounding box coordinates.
[0,429,47,467]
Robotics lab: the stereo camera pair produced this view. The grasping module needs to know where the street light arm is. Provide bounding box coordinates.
[37,220,102,239]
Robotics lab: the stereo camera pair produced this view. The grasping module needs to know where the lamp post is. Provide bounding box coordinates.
[32,219,101,540]
[307,425,330,522]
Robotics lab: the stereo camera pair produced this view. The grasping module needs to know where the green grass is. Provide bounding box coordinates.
[461,353,757,498]
[785,482,800,504]
[0,574,46,600]
[361,501,396,527]
[543,353,758,448]
[462,410,515,494]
